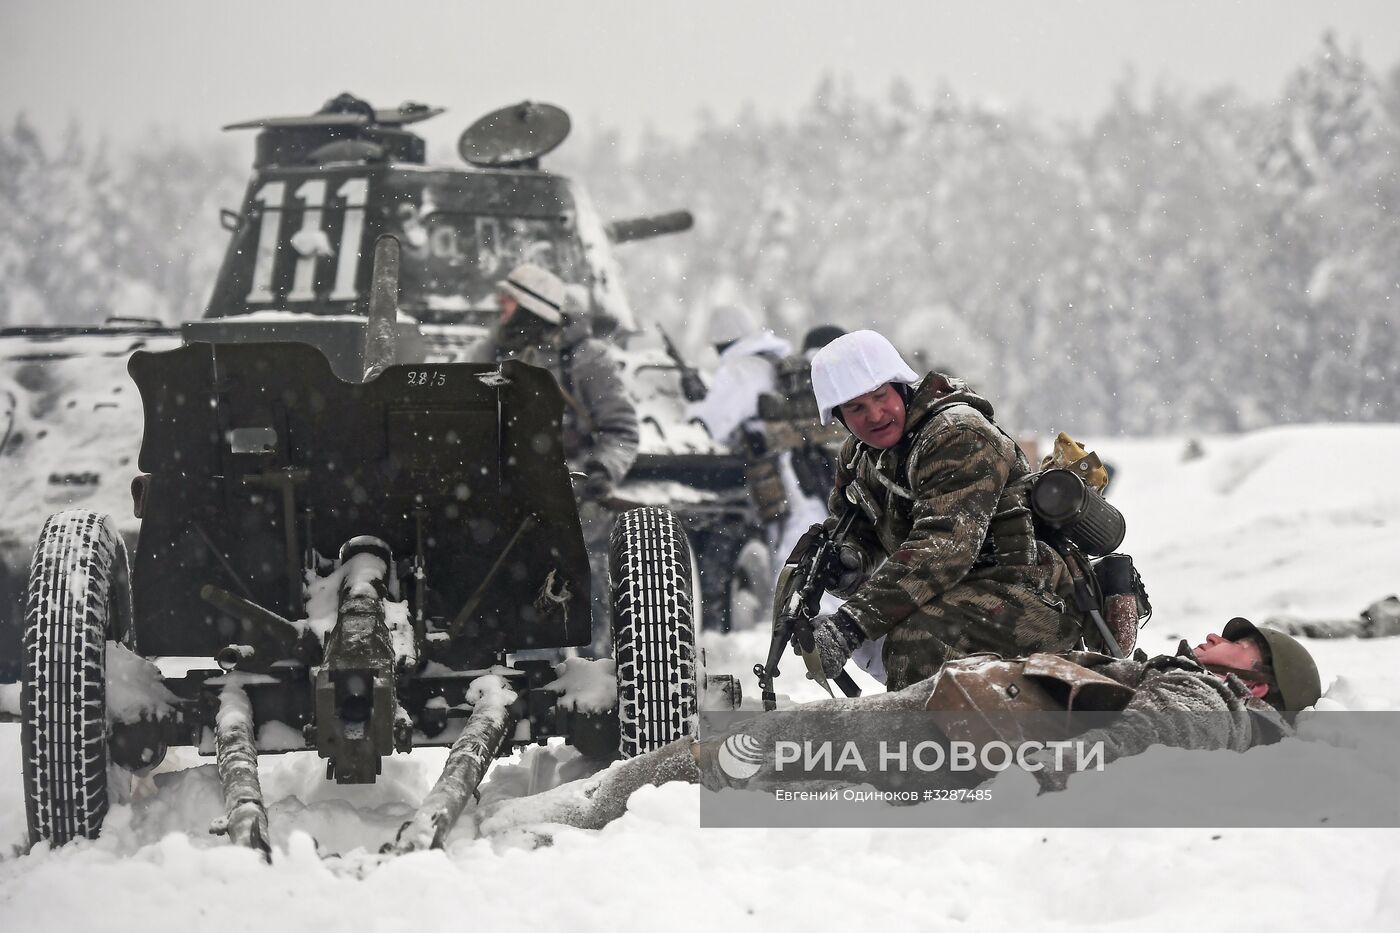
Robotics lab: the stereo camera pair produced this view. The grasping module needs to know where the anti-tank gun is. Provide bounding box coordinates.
[14,236,700,857]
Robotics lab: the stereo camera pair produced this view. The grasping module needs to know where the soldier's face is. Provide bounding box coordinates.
[839,383,907,449]
[498,291,519,324]
[1193,634,1270,697]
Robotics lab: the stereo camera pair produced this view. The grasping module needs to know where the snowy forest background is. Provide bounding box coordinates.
[1,35,1395,435]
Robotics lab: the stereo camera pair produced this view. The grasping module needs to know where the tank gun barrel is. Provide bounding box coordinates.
[362,235,400,382]
[605,210,694,244]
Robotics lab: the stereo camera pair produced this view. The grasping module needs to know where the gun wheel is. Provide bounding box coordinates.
[21,510,128,847]
[609,507,697,759]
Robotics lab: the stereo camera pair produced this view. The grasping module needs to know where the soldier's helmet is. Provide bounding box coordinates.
[500,263,565,325]
[810,330,920,425]
[707,304,759,347]
[801,325,846,354]
[1223,617,1323,712]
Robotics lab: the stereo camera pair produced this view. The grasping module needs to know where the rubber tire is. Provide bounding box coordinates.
[610,507,697,759]
[21,510,128,847]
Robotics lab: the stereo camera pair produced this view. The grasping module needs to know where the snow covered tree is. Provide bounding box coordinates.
[0,119,240,328]
[5,34,1396,431]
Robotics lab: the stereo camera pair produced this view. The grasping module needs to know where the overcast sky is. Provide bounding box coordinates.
[4,0,1399,154]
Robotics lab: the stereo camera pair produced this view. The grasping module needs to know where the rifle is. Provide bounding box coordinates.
[657,326,708,403]
[754,504,863,711]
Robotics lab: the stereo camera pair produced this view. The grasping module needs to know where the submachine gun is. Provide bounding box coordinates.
[755,486,868,712]
[657,326,708,403]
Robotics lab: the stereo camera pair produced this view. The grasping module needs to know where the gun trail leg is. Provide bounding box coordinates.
[210,680,271,861]
[393,679,516,853]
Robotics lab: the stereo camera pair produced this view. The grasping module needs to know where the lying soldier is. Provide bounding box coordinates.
[478,619,1321,833]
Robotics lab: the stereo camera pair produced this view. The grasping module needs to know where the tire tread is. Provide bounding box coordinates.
[610,508,697,758]
[21,509,120,846]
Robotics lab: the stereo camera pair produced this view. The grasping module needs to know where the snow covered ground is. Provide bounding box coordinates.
[2,425,1398,931]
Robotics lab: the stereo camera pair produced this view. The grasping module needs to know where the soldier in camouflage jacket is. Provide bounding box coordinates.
[472,265,639,488]
[804,331,1083,690]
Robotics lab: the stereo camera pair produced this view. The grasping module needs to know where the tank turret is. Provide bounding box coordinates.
[204,94,657,331]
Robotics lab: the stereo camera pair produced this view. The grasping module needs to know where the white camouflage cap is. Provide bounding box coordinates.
[810,330,920,424]
[499,263,565,325]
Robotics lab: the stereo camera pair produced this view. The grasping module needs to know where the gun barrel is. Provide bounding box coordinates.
[362,234,400,382]
[606,210,694,244]
[315,540,400,782]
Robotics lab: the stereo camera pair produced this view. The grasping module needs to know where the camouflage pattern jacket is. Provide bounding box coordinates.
[474,323,640,485]
[828,373,1083,689]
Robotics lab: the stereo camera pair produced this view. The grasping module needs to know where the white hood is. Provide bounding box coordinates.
[685,330,792,443]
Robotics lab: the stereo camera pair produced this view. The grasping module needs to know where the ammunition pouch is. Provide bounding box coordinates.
[1094,553,1151,618]
[976,478,1039,570]
[745,455,788,523]
[740,426,788,523]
